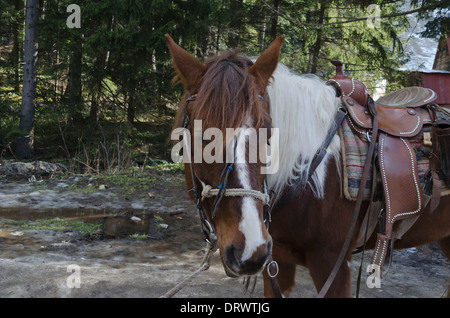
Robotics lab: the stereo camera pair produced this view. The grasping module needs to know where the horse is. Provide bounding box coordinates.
[165,34,450,297]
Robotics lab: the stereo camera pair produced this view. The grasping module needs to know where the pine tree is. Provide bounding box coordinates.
[16,0,39,159]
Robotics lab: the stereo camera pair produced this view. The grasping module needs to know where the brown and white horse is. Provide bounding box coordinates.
[166,35,450,297]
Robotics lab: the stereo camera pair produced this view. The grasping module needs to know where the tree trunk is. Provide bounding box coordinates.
[67,30,83,123]
[257,1,266,51]
[16,0,39,159]
[228,0,244,48]
[89,14,112,124]
[127,88,136,124]
[269,0,280,42]
[310,4,326,74]
[12,0,23,93]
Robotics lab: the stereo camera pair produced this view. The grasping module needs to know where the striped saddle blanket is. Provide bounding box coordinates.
[340,117,449,201]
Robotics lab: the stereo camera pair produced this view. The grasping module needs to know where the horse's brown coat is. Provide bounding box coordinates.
[166,34,450,297]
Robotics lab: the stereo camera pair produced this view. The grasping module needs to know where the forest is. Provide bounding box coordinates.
[0,0,448,173]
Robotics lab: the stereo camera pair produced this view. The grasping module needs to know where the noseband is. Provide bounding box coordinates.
[180,94,272,245]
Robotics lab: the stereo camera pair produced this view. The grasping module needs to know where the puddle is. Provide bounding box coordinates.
[101,214,165,239]
[0,207,168,239]
[0,206,112,222]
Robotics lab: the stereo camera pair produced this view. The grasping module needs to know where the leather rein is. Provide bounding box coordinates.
[285,94,377,298]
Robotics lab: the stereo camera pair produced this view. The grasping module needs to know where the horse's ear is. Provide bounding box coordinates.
[165,34,206,93]
[250,36,284,93]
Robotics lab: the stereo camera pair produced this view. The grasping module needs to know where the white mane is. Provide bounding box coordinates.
[266,63,341,199]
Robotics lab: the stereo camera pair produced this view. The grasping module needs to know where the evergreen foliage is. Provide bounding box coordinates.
[0,0,447,165]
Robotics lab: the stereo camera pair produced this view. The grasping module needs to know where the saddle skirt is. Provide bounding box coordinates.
[339,117,450,202]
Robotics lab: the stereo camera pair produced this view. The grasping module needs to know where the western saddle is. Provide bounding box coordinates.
[327,60,450,277]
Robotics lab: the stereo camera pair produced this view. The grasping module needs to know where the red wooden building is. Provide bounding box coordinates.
[411,37,450,107]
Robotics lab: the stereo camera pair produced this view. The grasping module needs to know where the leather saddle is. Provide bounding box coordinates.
[343,94,431,137]
[327,60,441,277]
[376,86,437,108]
[328,60,369,107]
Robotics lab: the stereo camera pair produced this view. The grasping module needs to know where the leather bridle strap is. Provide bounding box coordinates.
[266,256,283,298]
[210,137,238,219]
[288,104,348,193]
[307,105,348,180]
[317,97,378,298]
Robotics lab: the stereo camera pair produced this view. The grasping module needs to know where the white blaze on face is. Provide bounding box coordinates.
[234,128,266,262]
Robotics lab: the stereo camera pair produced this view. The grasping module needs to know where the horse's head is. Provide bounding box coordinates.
[167,34,283,277]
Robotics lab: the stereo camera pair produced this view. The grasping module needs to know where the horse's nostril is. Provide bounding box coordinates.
[224,240,272,276]
[225,244,239,267]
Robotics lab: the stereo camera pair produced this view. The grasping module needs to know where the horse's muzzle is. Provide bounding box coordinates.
[222,238,272,277]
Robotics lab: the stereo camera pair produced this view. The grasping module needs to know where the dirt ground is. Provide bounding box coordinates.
[0,166,449,299]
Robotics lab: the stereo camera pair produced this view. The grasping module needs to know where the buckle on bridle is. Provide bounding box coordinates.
[202,219,217,244]
[338,105,348,116]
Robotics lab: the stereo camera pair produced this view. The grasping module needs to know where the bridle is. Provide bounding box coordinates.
[180,94,272,246]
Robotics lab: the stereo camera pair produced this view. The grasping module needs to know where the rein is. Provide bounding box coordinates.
[280,94,376,298]
[273,95,355,297]
[287,103,348,193]
[317,96,378,298]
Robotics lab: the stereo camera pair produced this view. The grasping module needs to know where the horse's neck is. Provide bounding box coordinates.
[266,65,341,199]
